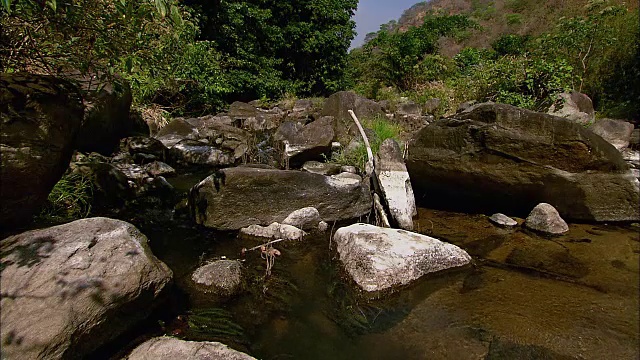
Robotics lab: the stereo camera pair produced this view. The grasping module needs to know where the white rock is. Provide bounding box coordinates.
[239,222,305,241]
[282,207,322,230]
[334,224,471,292]
[125,337,256,360]
[524,203,569,235]
[375,138,417,230]
[489,213,518,227]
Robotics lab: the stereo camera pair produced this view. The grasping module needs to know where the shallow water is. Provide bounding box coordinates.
[120,205,639,360]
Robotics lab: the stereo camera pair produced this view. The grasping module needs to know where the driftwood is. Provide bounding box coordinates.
[348,109,390,227]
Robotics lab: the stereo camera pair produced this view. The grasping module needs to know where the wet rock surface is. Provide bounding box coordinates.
[192,260,243,296]
[0,218,173,360]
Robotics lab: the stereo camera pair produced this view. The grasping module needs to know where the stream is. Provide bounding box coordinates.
[98,174,639,360]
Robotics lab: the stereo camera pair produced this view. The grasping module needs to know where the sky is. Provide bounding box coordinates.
[351,0,425,49]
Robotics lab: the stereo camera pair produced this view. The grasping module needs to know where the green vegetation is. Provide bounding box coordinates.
[331,116,402,171]
[38,173,93,222]
[1,0,357,115]
[348,0,639,118]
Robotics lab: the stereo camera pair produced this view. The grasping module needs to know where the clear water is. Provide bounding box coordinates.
[120,205,639,360]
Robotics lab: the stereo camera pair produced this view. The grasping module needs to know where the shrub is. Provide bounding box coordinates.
[38,173,93,222]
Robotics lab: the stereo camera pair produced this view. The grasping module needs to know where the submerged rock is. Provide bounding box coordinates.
[189,167,371,230]
[524,203,569,235]
[375,138,417,230]
[0,218,172,359]
[192,260,243,296]
[489,213,518,227]
[124,337,256,360]
[334,224,471,292]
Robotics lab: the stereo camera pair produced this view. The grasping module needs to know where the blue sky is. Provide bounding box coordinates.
[351,0,424,49]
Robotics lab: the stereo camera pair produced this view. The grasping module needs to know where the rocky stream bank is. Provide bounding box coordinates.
[1,73,639,359]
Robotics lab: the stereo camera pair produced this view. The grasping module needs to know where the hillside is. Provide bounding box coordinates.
[375,0,638,57]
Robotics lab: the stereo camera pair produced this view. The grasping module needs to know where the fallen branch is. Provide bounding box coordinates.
[373,193,390,228]
[348,109,374,176]
[242,238,286,253]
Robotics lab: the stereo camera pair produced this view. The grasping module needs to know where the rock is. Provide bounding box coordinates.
[630,128,640,150]
[524,203,569,235]
[282,207,322,230]
[621,149,640,169]
[190,167,371,230]
[239,222,305,241]
[169,139,235,167]
[192,260,243,296]
[397,101,421,116]
[276,116,335,166]
[589,118,635,151]
[0,218,172,359]
[318,221,329,232]
[154,118,200,148]
[375,138,417,230]
[341,165,358,174]
[489,213,518,227]
[424,98,442,114]
[73,74,133,155]
[321,91,385,143]
[227,101,282,131]
[124,337,256,360]
[334,224,471,292]
[547,91,595,126]
[456,100,477,113]
[1,74,83,229]
[120,136,167,159]
[144,161,176,177]
[302,161,342,175]
[407,103,639,222]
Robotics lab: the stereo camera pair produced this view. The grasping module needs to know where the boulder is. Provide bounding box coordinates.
[424,98,442,114]
[302,161,342,175]
[74,74,133,155]
[589,118,635,151]
[406,103,639,221]
[1,74,83,229]
[169,140,235,167]
[630,128,640,150]
[239,222,306,242]
[0,218,172,359]
[275,116,335,166]
[192,260,243,296]
[189,167,371,230]
[375,138,417,230]
[489,213,518,227]
[547,91,595,126]
[321,91,385,143]
[120,136,167,159]
[227,101,282,131]
[524,203,569,235]
[144,161,176,177]
[282,207,322,231]
[154,118,200,148]
[334,224,471,292]
[124,337,256,360]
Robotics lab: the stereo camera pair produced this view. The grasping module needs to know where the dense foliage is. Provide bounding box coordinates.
[348,0,639,119]
[1,0,358,114]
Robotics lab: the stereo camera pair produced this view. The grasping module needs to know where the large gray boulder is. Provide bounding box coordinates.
[274,116,335,166]
[124,337,256,360]
[321,91,385,143]
[189,167,371,230]
[74,74,133,155]
[0,218,173,360]
[334,224,471,292]
[1,74,83,229]
[375,138,416,230]
[547,91,595,126]
[406,103,639,221]
[589,118,635,151]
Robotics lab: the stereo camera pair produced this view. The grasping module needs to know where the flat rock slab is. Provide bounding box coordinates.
[189,167,371,230]
[334,224,471,292]
[124,337,256,360]
[0,217,173,360]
